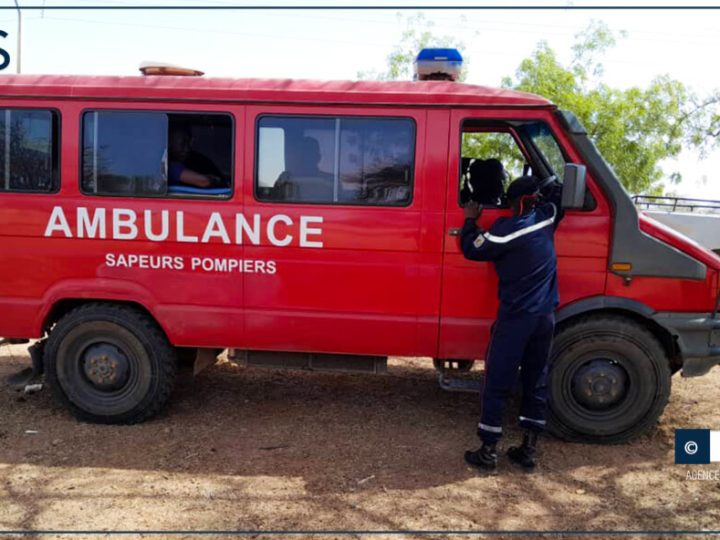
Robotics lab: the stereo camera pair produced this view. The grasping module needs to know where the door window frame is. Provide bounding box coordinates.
[252,113,417,208]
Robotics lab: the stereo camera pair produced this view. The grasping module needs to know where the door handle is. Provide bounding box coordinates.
[449,228,461,237]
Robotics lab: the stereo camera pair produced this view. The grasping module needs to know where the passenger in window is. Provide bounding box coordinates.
[273,136,334,202]
[168,130,224,189]
[184,144,224,181]
[460,158,507,206]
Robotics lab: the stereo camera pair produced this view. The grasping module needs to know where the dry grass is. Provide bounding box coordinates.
[1,345,719,539]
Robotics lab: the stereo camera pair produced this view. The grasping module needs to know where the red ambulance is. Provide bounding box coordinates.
[1,64,718,443]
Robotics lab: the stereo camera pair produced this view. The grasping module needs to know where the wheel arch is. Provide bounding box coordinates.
[556,296,682,372]
[34,279,164,336]
[42,298,170,343]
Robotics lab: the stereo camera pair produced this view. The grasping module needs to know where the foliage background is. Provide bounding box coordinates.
[359,15,720,196]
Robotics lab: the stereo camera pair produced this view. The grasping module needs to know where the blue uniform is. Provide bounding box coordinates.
[461,194,564,444]
[168,161,186,186]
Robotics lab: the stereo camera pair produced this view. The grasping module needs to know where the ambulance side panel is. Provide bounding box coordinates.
[0,100,249,348]
[240,105,446,357]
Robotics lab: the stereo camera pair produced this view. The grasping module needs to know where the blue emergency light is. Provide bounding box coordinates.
[414,48,463,81]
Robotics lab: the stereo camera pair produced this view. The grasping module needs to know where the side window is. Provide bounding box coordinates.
[81,111,233,198]
[256,116,414,206]
[0,108,59,193]
[460,130,525,207]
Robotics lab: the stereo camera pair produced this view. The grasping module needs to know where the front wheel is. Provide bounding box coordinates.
[547,315,671,443]
[45,303,177,424]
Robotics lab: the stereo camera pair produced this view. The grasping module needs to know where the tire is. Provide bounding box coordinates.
[45,303,177,424]
[547,315,671,444]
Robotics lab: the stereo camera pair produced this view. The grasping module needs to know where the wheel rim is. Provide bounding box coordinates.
[570,357,628,411]
[56,324,153,417]
[81,343,131,391]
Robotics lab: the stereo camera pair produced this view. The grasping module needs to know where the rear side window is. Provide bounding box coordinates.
[81,111,233,198]
[0,108,59,193]
[256,116,415,206]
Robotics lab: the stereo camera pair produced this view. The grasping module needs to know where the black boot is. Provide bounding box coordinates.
[464,443,498,470]
[507,430,538,470]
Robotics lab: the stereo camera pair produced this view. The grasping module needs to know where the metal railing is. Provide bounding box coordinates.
[632,195,720,214]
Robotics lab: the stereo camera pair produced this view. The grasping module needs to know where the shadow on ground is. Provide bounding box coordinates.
[1,348,719,535]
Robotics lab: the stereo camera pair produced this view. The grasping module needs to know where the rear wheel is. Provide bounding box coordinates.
[45,303,176,424]
[548,315,671,443]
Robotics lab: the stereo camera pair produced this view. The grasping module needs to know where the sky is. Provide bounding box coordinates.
[1,0,719,198]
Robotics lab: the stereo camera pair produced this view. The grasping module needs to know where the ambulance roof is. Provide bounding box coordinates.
[0,74,553,108]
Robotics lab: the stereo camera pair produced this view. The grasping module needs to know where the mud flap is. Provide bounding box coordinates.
[5,341,45,390]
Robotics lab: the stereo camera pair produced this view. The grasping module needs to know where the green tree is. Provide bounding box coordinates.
[367,18,720,195]
[502,20,700,194]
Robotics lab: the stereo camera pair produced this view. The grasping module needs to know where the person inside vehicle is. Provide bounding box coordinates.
[273,136,334,202]
[460,175,564,471]
[460,158,507,207]
[168,129,223,189]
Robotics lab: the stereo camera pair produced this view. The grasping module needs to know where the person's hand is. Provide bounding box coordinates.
[463,201,482,220]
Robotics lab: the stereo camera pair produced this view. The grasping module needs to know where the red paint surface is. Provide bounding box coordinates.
[0,75,550,107]
[0,77,716,360]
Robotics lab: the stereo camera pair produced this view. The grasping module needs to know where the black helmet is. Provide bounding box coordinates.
[506,175,540,203]
[464,158,506,205]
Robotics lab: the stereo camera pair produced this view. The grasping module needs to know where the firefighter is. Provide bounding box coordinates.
[460,175,564,470]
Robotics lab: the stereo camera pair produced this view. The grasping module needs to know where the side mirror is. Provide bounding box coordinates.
[562,163,586,209]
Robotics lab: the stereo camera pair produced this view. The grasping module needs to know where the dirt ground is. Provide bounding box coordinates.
[1,343,720,540]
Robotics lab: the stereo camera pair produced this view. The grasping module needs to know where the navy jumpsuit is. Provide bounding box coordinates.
[460,193,564,445]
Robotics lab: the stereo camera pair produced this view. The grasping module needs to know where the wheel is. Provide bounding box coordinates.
[45,303,177,424]
[433,358,474,373]
[547,315,671,444]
